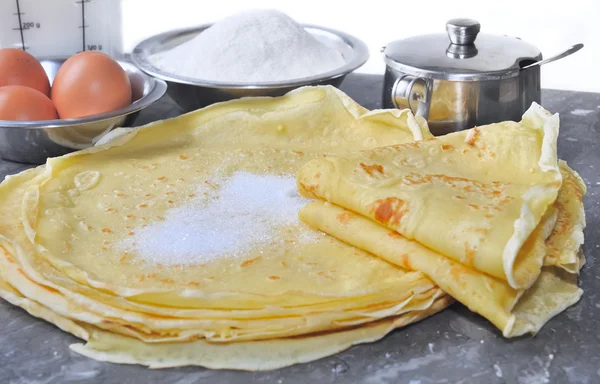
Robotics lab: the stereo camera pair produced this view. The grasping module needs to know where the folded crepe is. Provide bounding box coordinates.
[297,103,585,337]
[0,86,451,370]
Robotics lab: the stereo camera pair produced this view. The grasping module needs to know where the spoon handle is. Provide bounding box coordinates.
[522,43,584,70]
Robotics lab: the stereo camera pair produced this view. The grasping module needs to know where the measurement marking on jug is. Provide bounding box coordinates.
[76,0,92,52]
[14,0,25,50]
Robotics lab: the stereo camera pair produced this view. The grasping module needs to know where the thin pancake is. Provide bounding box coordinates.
[299,198,582,337]
[297,103,562,290]
[296,103,585,336]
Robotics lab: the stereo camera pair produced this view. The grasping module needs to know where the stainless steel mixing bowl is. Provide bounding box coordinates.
[131,24,369,112]
[0,58,167,164]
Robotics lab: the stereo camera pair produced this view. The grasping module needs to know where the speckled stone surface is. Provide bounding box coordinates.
[0,74,599,384]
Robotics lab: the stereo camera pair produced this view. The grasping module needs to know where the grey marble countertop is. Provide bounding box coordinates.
[1,74,599,384]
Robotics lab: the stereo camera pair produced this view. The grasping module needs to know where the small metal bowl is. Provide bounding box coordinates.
[0,58,167,164]
[131,24,369,112]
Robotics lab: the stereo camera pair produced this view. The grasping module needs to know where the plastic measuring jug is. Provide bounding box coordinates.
[0,0,123,59]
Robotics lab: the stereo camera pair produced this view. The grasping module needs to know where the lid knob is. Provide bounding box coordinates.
[446,18,480,45]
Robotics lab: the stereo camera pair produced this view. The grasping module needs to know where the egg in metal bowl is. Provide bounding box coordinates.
[131,24,370,112]
[0,58,167,164]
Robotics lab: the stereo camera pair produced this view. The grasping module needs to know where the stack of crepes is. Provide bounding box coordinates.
[0,86,451,370]
[0,86,585,371]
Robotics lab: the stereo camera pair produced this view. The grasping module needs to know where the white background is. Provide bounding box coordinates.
[122,0,599,92]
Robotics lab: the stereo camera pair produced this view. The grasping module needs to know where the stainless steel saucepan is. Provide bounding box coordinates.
[382,19,583,135]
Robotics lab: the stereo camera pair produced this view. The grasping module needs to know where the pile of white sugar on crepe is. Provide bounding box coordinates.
[0,86,585,370]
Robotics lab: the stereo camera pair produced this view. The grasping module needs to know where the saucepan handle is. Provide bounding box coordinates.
[391,75,432,119]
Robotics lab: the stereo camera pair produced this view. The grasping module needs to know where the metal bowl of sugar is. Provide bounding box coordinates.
[131,24,370,112]
[0,58,167,164]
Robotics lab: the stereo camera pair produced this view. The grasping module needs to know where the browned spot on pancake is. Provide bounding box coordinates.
[372,197,407,226]
[400,254,411,270]
[449,265,466,282]
[156,176,166,181]
[101,247,108,251]
[306,262,318,266]
[484,213,494,219]
[441,144,454,151]
[281,261,288,267]
[468,204,479,210]
[299,181,319,196]
[157,216,165,221]
[188,193,196,198]
[128,232,135,236]
[178,155,189,160]
[126,214,135,219]
[317,271,332,279]
[116,193,125,197]
[187,281,201,287]
[167,200,174,204]
[336,212,354,224]
[464,242,476,266]
[314,172,321,179]
[548,201,571,243]
[403,173,504,199]
[425,137,436,142]
[240,256,261,267]
[387,231,403,239]
[268,275,280,280]
[5,254,16,264]
[293,151,304,156]
[160,278,174,285]
[101,228,112,233]
[105,208,116,213]
[465,127,480,146]
[165,191,175,196]
[454,195,465,200]
[359,163,385,176]
[564,175,584,201]
[119,253,129,263]
[474,228,488,235]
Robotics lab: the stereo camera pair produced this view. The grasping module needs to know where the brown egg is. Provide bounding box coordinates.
[51,51,132,119]
[0,85,58,121]
[0,48,51,96]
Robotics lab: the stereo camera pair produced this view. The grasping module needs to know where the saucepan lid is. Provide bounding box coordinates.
[382,19,543,81]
